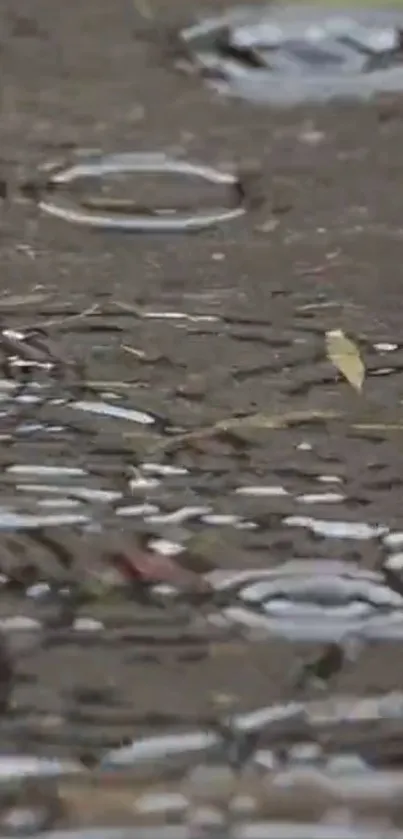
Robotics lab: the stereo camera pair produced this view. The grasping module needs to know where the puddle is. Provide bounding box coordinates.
[5,1,403,833]
[178,5,403,105]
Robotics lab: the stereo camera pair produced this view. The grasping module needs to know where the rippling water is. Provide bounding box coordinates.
[0,285,403,833]
[4,0,403,835]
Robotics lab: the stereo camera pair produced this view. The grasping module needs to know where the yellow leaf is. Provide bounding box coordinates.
[325,329,365,392]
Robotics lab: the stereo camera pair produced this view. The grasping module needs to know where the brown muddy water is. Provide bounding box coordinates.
[3,0,403,836]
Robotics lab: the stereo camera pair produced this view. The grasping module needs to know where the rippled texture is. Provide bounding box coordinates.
[178,5,403,105]
[36,153,248,232]
[3,0,403,836]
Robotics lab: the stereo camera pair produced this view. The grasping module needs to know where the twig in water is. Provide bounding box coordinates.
[27,302,101,330]
[143,408,343,453]
[121,344,146,359]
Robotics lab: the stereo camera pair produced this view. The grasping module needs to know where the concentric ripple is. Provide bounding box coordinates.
[204,560,403,642]
[179,5,403,105]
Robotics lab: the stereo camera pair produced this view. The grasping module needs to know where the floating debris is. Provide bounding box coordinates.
[178,4,403,105]
[325,330,365,392]
[108,542,211,593]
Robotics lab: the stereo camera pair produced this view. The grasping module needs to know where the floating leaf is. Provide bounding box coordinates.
[325,329,365,392]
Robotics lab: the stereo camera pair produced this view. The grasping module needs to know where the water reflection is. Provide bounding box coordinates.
[283,518,386,540]
[202,560,403,642]
[3,689,403,832]
[178,5,403,105]
[0,287,403,834]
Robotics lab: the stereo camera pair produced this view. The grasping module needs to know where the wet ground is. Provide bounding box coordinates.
[3,0,403,835]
